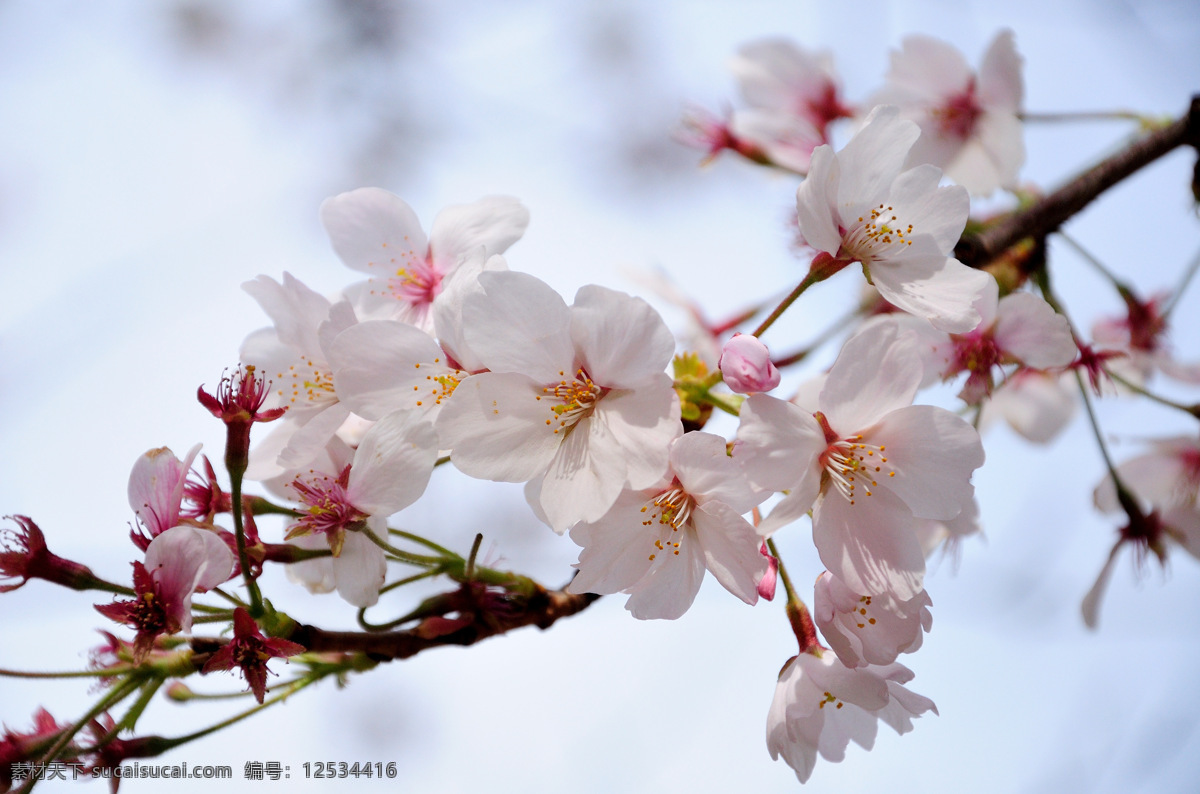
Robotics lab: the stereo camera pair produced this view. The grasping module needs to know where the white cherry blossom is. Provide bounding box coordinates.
[736,322,984,600]
[869,30,1024,195]
[795,105,992,333]
[242,273,359,472]
[766,651,936,783]
[566,431,768,620]
[283,410,438,607]
[320,187,529,330]
[813,572,932,668]
[436,271,682,532]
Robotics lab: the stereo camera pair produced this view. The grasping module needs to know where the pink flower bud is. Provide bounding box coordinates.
[719,334,781,393]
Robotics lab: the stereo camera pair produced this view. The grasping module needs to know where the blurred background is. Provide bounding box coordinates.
[1,1,1198,791]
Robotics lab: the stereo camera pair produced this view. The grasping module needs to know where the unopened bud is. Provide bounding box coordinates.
[719,334,781,394]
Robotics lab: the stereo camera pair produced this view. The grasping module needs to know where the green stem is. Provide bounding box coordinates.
[154,675,321,751]
[752,273,819,338]
[1163,246,1200,319]
[1019,110,1153,124]
[1105,368,1200,418]
[104,678,164,737]
[20,676,144,792]
[0,666,140,679]
[228,476,264,617]
[361,525,446,567]
[765,538,797,606]
[388,528,458,558]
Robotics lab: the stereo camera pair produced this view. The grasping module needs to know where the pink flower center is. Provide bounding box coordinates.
[814,415,896,507]
[387,253,444,308]
[287,471,367,540]
[933,79,982,139]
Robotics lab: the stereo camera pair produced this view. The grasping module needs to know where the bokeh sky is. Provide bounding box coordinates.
[1,1,1199,792]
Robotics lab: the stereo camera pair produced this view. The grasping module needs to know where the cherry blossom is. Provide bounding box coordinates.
[868,280,1076,403]
[1090,290,1200,387]
[327,255,508,426]
[795,105,992,333]
[736,323,984,600]
[868,30,1024,195]
[766,651,936,783]
[730,39,852,142]
[813,572,932,668]
[1,515,100,593]
[95,526,235,660]
[241,273,359,472]
[979,369,1078,443]
[566,431,767,620]
[1084,436,1200,627]
[320,187,529,329]
[436,271,681,532]
[283,410,438,607]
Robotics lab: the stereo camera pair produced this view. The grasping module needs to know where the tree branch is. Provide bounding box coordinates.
[956,95,1200,268]
[284,585,600,662]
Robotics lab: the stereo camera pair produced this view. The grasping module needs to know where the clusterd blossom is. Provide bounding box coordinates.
[766,651,936,783]
[736,323,984,600]
[795,105,992,333]
[566,431,768,620]
[320,187,529,329]
[868,30,1024,196]
[436,271,682,532]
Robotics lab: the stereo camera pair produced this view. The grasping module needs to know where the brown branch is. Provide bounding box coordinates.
[284,585,600,662]
[956,95,1200,268]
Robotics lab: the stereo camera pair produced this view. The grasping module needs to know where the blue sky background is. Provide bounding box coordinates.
[1,1,1199,791]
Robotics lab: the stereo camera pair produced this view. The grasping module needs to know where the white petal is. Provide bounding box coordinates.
[794,145,843,255]
[277,402,353,471]
[595,378,681,491]
[332,528,387,608]
[570,285,675,387]
[330,320,455,420]
[885,165,968,253]
[436,372,562,483]
[870,251,991,333]
[977,29,1023,111]
[813,488,926,601]
[320,187,429,277]
[994,292,1075,368]
[736,394,824,495]
[623,528,707,620]
[568,489,659,595]
[691,502,766,604]
[538,412,629,532]
[428,196,529,270]
[347,410,438,516]
[670,431,759,513]
[871,405,985,520]
[836,106,920,214]
[242,273,332,355]
[820,323,923,434]
[463,271,574,382]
